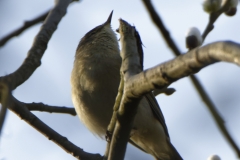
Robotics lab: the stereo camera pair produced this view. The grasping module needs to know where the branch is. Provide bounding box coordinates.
[125,41,240,157]
[105,25,146,160]
[108,19,142,160]
[126,41,240,98]
[188,0,232,44]
[0,0,73,91]
[153,87,176,96]
[25,102,76,116]
[0,83,102,160]
[0,10,49,47]
[189,74,240,158]
[0,0,103,159]
[142,0,181,56]
[202,0,232,42]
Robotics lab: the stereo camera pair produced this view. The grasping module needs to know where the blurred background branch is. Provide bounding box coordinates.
[0,9,50,47]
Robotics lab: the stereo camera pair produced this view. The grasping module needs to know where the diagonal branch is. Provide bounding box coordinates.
[0,0,74,91]
[126,41,240,101]
[0,10,50,47]
[25,102,76,116]
[142,0,181,56]
[189,75,240,157]
[0,82,102,160]
[0,0,76,142]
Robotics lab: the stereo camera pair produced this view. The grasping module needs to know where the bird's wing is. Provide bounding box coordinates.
[129,139,147,153]
[145,92,170,138]
[134,27,170,138]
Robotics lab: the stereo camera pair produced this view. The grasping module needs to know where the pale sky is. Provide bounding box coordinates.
[0,0,240,160]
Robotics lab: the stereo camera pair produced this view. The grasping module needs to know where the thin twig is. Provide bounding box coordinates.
[0,10,50,47]
[25,102,76,116]
[125,41,240,100]
[0,83,102,160]
[142,0,240,157]
[202,0,232,42]
[153,87,176,96]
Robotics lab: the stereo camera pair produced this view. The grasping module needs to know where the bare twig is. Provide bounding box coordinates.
[106,28,146,159]
[0,10,50,47]
[0,83,102,160]
[153,87,176,96]
[202,0,232,42]
[25,102,76,116]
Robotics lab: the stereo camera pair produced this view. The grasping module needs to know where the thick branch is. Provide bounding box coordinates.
[126,41,240,97]
[0,0,71,91]
[0,83,103,160]
[0,10,49,47]
[25,102,76,116]
[108,19,142,160]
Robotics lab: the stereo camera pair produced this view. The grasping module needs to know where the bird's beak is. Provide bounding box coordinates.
[104,10,113,25]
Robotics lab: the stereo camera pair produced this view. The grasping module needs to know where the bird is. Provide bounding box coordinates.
[71,11,182,160]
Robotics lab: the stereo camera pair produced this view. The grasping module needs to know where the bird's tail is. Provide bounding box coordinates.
[168,142,183,160]
[154,141,183,160]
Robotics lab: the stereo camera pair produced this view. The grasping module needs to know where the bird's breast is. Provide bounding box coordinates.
[71,50,121,137]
